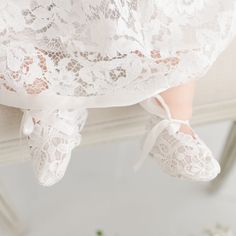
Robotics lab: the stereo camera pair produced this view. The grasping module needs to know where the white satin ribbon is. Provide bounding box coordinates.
[20,108,84,137]
[20,110,35,136]
[133,118,189,172]
[20,108,53,137]
[133,94,190,172]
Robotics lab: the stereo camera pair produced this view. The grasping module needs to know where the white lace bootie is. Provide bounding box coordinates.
[134,94,221,181]
[21,108,88,186]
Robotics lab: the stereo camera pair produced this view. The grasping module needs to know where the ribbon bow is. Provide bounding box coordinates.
[133,94,189,171]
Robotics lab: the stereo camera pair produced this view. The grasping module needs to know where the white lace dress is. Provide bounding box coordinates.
[0,0,236,110]
[0,0,236,186]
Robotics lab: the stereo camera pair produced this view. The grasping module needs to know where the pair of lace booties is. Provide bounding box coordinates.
[21,94,220,186]
[134,94,221,181]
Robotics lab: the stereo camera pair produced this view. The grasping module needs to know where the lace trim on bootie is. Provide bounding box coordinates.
[21,108,88,186]
[134,94,220,181]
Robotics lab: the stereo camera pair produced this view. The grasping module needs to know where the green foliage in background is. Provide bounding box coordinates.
[96,230,104,236]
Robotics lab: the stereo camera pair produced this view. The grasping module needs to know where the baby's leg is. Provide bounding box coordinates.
[155,80,196,136]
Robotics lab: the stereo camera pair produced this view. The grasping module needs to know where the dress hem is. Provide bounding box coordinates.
[0,85,170,110]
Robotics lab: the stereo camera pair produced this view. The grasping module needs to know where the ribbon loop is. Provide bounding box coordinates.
[133,119,171,171]
[133,94,190,172]
[20,110,34,136]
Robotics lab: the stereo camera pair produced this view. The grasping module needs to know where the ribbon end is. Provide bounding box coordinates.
[132,155,148,174]
[20,110,34,137]
[133,163,141,173]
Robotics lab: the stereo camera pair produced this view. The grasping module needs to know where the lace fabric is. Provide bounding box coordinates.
[146,115,220,181]
[25,108,88,186]
[0,0,236,110]
[0,0,234,185]
[134,95,220,181]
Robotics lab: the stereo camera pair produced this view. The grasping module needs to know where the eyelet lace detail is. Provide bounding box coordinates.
[150,116,220,181]
[0,0,235,106]
[134,95,220,181]
[22,108,88,186]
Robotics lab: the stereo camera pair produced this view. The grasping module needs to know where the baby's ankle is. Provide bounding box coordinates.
[155,98,193,120]
[154,98,194,137]
[179,124,196,138]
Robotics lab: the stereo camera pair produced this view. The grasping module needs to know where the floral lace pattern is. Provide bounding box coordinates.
[26,108,88,186]
[0,0,235,103]
[147,115,220,181]
[134,94,221,181]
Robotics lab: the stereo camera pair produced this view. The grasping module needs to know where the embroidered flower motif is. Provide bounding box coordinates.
[0,1,25,32]
[0,0,235,99]
[0,2,7,10]
[156,0,208,25]
[176,0,207,15]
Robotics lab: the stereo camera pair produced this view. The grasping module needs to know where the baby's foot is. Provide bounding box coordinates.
[21,108,88,186]
[134,95,221,181]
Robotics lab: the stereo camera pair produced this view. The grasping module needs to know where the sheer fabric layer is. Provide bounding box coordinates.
[0,0,236,109]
